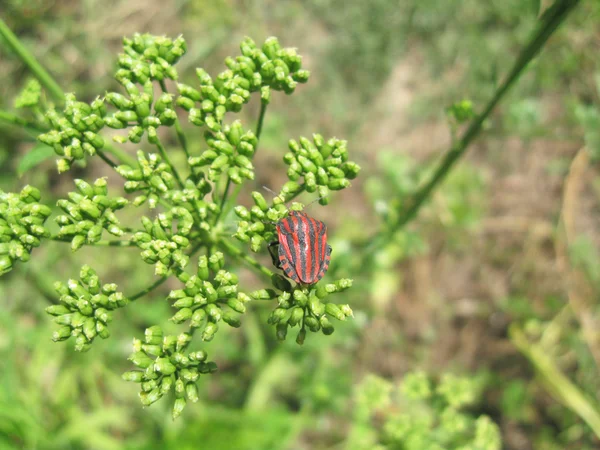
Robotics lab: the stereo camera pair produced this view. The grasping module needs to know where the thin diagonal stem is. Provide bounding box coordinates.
[103,142,136,166]
[96,149,117,169]
[159,80,191,161]
[154,138,185,190]
[129,275,169,301]
[0,109,47,134]
[0,18,64,103]
[255,99,268,144]
[49,236,137,247]
[220,100,269,220]
[365,0,581,255]
[218,238,274,281]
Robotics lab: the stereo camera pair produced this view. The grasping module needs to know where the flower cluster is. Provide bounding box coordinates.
[188,120,257,184]
[353,372,502,450]
[132,210,194,276]
[122,325,216,418]
[177,36,309,132]
[105,85,177,143]
[267,279,353,344]
[116,34,186,85]
[116,150,176,208]
[47,265,128,352]
[0,186,51,275]
[55,178,128,251]
[167,252,250,341]
[234,196,294,252]
[285,135,360,205]
[14,78,42,109]
[38,94,106,172]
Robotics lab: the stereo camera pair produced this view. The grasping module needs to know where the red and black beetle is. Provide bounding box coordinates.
[268,210,332,285]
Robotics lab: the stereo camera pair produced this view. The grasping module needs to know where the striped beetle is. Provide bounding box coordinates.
[268,210,332,285]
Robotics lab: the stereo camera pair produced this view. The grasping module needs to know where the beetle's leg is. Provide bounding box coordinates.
[268,241,281,269]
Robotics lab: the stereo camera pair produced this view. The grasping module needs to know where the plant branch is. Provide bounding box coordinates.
[365,0,581,253]
[49,236,137,247]
[255,99,268,144]
[154,138,185,190]
[158,80,191,161]
[218,238,275,281]
[96,149,118,169]
[102,142,136,166]
[0,18,64,103]
[0,109,47,134]
[219,100,269,220]
[129,275,169,301]
[510,324,600,439]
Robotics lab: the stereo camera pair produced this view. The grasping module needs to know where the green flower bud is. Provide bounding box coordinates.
[288,307,304,327]
[52,325,72,342]
[145,326,163,345]
[155,357,177,375]
[276,323,288,340]
[46,305,71,316]
[172,398,187,419]
[129,351,154,368]
[251,289,277,300]
[202,322,218,341]
[309,297,325,316]
[304,316,320,332]
[325,303,346,321]
[320,316,334,335]
[293,290,308,307]
[205,304,222,322]
[122,371,144,382]
[296,328,306,345]
[222,312,241,328]
[186,383,199,403]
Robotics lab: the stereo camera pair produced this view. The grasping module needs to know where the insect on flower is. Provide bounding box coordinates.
[268,210,332,285]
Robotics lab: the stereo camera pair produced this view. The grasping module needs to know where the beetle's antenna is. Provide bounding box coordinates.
[263,185,328,211]
[262,185,286,205]
[262,185,279,197]
[305,195,329,209]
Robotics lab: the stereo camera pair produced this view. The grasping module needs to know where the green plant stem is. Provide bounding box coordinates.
[0,109,46,134]
[214,177,232,225]
[49,236,137,247]
[220,100,269,220]
[103,142,136,166]
[1,109,135,168]
[158,80,191,161]
[365,0,581,254]
[218,238,274,281]
[510,324,600,438]
[96,149,117,169]
[0,18,64,103]
[129,275,169,301]
[154,138,185,190]
[255,99,268,143]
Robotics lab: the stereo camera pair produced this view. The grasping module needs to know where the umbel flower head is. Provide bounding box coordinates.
[55,178,128,251]
[123,325,216,419]
[38,94,107,172]
[47,265,128,352]
[177,36,309,132]
[0,186,51,275]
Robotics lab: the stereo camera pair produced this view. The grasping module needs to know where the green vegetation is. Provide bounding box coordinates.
[1,0,600,448]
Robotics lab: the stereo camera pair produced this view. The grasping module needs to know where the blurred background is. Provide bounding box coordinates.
[1,0,600,449]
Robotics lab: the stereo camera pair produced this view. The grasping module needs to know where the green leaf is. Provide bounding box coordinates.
[17,144,54,177]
